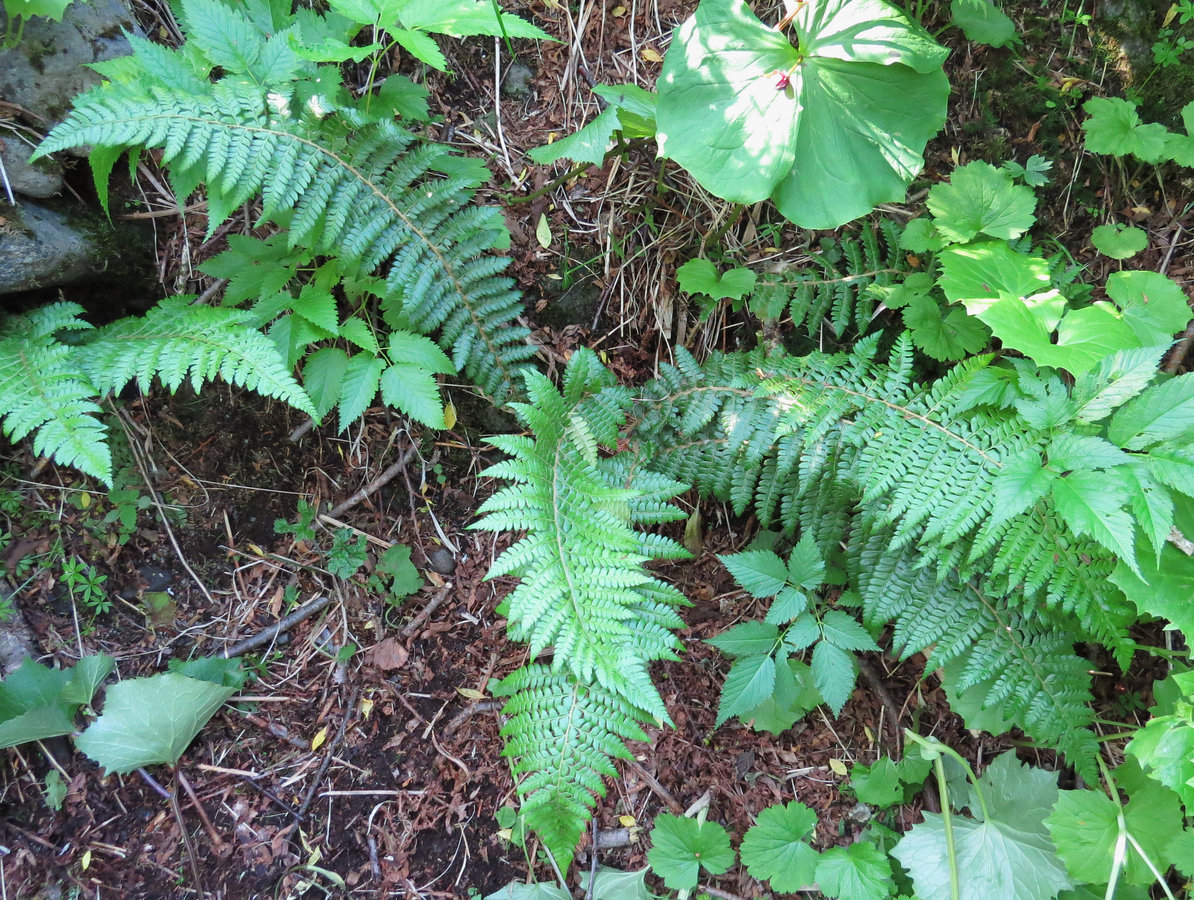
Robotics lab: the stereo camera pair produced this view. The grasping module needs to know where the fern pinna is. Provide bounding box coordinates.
[33,0,534,405]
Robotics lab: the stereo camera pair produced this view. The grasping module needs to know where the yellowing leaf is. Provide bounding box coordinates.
[1164,2,1178,26]
[641,47,663,63]
[829,757,848,776]
[456,687,486,700]
[619,815,637,827]
[443,401,457,430]
[311,725,329,751]
[864,725,875,743]
[81,849,92,871]
[248,543,266,557]
[79,492,91,509]
[535,213,552,248]
[612,4,626,14]
[359,697,374,720]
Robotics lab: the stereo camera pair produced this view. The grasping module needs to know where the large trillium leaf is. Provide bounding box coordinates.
[657,0,802,203]
[657,0,948,229]
[771,58,949,228]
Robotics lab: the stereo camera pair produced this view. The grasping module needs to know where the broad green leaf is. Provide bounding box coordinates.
[741,658,821,733]
[1105,270,1191,346]
[1091,223,1147,259]
[819,610,879,652]
[950,0,1016,46]
[529,106,621,167]
[707,620,780,657]
[941,655,1018,734]
[76,673,237,774]
[938,240,1052,311]
[716,653,777,726]
[1141,445,1194,495]
[1125,719,1194,826]
[646,814,734,891]
[979,752,1061,835]
[374,74,431,121]
[1046,772,1183,886]
[770,59,949,229]
[303,346,349,420]
[379,363,445,429]
[1166,830,1194,877]
[584,866,656,900]
[388,329,455,374]
[7,0,72,20]
[327,0,405,25]
[927,162,1036,242]
[893,814,1072,900]
[337,353,385,432]
[1111,543,1194,646]
[377,544,423,598]
[811,639,857,715]
[720,549,788,597]
[656,0,802,204]
[339,316,381,355]
[484,883,571,900]
[1120,463,1174,563]
[1108,374,1194,449]
[1050,470,1136,566]
[657,0,948,228]
[676,259,757,301]
[783,613,821,652]
[0,705,78,750]
[975,290,1066,364]
[1082,97,1169,162]
[787,532,827,590]
[60,654,115,706]
[989,451,1054,529]
[740,800,820,892]
[293,282,340,334]
[902,294,989,361]
[1045,434,1128,471]
[592,84,658,138]
[1070,345,1167,424]
[1051,303,1140,375]
[900,218,945,252]
[765,586,809,624]
[168,657,245,688]
[815,842,895,900]
[396,0,553,41]
[391,27,446,69]
[850,757,904,807]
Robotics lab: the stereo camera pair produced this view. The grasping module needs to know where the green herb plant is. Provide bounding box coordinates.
[2,0,73,47]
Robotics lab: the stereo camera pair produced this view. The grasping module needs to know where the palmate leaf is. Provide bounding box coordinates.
[927,161,1036,242]
[646,814,734,891]
[814,842,895,900]
[740,800,820,892]
[75,672,238,774]
[656,0,948,228]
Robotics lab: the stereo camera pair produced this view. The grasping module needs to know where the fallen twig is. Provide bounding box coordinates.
[443,700,503,740]
[328,446,417,518]
[221,595,330,659]
[399,585,453,640]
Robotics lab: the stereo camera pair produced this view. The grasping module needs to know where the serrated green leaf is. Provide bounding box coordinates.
[1070,345,1166,424]
[765,586,809,624]
[741,658,821,733]
[1082,97,1170,162]
[815,842,895,900]
[379,363,445,429]
[377,543,423,598]
[337,352,385,431]
[927,161,1036,243]
[720,549,788,597]
[529,106,621,167]
[786,532,825,589]
[851,757,904,807]
[1111,541,1194,639]
[303,346,349,420]
[397,0,553,41]
[388,329,456,374]
[783,613,821,652]
[707,620,780,657]
[820,610,879,652]
[811,639,857,715]
[1050,470,1136,567]
[740,800,820,892]
[902,294,990,361]
[1108,374,1194,450]
[716,654,777,726]
[939,240,1052,312]
[646,814,734,891]
[76,673,237,774]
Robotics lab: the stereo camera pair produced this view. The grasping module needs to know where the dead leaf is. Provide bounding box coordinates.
[366,637,409,671]
[641,47,662,63]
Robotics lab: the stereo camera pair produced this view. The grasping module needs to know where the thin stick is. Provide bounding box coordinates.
[327,446,416,518]
[220,595,330,659]
[176,767,226,855]
[168,779,205,896]
[399,585,453,640]
[297,686,360,818]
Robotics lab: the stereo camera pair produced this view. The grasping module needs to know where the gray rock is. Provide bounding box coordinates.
[0,0,137,132]
[501,61,534,100]
[0,137,63,198]
[0,200,99,293]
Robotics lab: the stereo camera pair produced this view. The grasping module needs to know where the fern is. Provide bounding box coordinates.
[472,351,690,869]
[34,7,534,405]
[751,220,906,340]
[0,301,314,485]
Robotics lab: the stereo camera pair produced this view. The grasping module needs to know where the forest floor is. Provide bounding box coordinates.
[1,0,1192,897]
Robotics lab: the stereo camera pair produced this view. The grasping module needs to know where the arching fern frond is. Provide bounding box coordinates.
[36,76,534,404]
[492,666,651,874]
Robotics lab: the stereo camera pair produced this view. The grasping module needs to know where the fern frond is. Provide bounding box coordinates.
[493,666,651,873]
[0,305,110,483]
[36,79,534,403]
[84,296,315,415]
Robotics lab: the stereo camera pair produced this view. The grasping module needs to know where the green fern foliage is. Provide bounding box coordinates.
[0,304,110,483]
[34,0,534,405]
[491,666,650,872]
[472,351,690,867]
[0,301,313,485]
